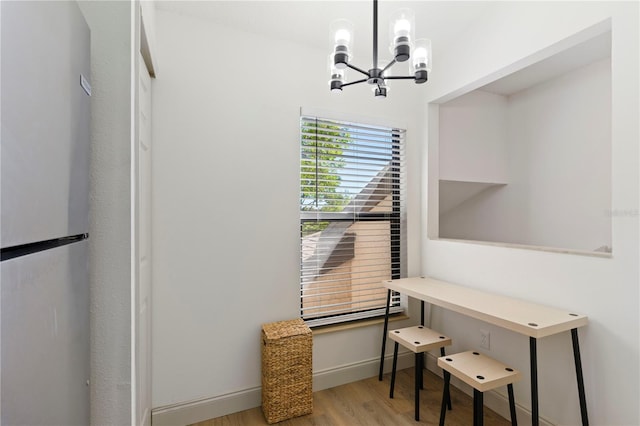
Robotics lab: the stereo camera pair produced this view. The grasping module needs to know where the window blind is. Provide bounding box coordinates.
[300,115,405,327]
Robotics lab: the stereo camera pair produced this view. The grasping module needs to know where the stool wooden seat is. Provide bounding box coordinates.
[437,351,521,426]
[388,326,452,421]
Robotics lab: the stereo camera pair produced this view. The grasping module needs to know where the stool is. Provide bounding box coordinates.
[388,326,452,421]
[437,351,521,426]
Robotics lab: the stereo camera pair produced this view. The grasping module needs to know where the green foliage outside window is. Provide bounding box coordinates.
[300,122,350,211]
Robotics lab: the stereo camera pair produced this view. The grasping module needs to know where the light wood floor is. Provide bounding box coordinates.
[191,367,511,425]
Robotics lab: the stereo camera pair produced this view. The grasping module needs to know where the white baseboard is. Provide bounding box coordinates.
[151,385,261,426]
[313,350,414,392]
[151,351,414,426]
[152,351,555,426]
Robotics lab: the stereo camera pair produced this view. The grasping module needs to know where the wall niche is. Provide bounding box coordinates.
[435,29,612,254]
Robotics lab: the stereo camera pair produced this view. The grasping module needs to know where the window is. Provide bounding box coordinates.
[300,114,405,327]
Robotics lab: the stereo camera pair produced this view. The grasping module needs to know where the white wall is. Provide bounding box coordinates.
[439,89,508,183]
[77,2,132,425]
[150,6,423,418]
[505,58,611,250]
[425,2,638,425]
[440,58,612,252]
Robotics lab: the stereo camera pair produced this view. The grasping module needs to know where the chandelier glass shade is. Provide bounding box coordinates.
[328,0,432,98]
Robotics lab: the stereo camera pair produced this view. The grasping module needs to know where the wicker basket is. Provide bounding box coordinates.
[261,318,313,424]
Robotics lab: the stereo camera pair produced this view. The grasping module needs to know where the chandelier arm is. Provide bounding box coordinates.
[341,78,368,88]
[381,59,397,75]
[346,63,371,77]
[383,76,417,80]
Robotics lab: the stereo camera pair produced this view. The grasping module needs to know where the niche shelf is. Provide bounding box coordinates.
[439,180,507,217]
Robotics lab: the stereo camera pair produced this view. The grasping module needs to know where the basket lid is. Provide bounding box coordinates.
[262,318,311,341]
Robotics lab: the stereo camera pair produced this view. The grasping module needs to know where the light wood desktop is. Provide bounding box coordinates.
[379,276,589,426]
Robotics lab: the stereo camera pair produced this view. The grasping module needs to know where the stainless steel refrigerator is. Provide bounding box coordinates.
[1,1,91,424]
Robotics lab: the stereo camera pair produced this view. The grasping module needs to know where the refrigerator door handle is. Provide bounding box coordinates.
[1,233,89,262]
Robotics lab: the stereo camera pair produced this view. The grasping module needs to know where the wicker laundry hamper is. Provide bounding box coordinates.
[261,318,313,424]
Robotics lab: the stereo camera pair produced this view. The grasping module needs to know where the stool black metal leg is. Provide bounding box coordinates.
[507,383,517,426]
[415,352,420,421]
[379,289,392,381]
[530,337,539,426]
[439,370,451,426]
[571,328,589,426]
[441,347,452,410]
[389,342,399,398]
[420,301,427,391]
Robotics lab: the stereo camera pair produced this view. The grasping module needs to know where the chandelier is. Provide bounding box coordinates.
[328,0,432,98]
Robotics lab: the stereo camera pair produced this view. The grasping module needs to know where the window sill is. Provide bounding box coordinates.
[432,237,613,259]
[311,313,409,336]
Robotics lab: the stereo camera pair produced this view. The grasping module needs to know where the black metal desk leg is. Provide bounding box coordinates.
[420,300,426,379]
[571,328,589,426]
[415,352,421,421]
[530,337,539,426]
[379,289,392,381]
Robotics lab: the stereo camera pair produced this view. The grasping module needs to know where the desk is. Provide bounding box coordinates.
[379,276,589,426]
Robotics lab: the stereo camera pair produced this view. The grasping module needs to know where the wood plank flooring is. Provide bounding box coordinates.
[191,367,511,425]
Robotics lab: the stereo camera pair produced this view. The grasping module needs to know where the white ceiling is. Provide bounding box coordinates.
[155,1,499,63]
[155,1,611,97]
[480,30,612,96]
